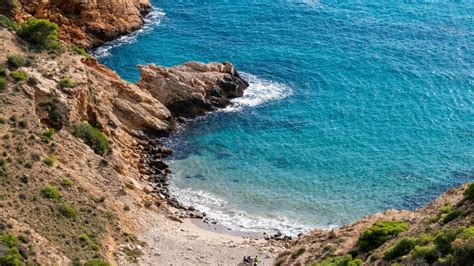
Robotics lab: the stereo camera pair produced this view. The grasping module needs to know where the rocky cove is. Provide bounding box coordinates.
[0,1,473,265]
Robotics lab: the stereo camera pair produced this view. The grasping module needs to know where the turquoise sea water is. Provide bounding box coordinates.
[95,1,474,235]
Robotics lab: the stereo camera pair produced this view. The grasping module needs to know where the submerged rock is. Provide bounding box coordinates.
[137,62,249,118]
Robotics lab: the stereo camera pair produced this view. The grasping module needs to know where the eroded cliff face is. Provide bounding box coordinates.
[13,0,151,48]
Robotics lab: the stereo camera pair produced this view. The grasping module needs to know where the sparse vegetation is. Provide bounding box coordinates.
[84,259,110,266]
[58,203,77,219]
[465,182,474,201]
[58,78,74,88]
[0,15,19,31]
[0,78,7,91]
[311,255,362,266]
[41,128,56,141]
[384,237,416,260]
[41,185,61,200]
[358,221,409,252]
[43,153,57,166]
[0,233,23,265]
[7,54,29,69]
[10,70,27,81]
[17,18,60,51]
[441,210,462,224]
[38,97,68,130]
[71,44,91,58]
[72,123,109,155]
[0,64,6,76]
[60,178,73,187]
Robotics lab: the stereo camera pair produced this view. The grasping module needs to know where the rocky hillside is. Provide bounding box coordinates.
[278,182,474,265]
[2,0,151,48]
[0,14,248,264]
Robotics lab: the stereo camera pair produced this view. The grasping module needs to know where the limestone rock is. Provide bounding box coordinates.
[137,62,249,118]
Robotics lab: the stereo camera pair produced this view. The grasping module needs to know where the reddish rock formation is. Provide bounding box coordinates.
[137,62,249,118]
[13,0,151,48]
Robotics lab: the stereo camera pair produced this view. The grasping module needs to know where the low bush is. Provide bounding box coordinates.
[434,227,464,255]
[72,123,109,155]
[84,259,110,266]
[41,185,61,200]
[441,210,462,224]
[38,97,68,130]
[7,55,29,69]
[452,238,474,265]
[58,203,77,219]
[0,15,19,31]
[71,44,91,58]
[312,255,362,266]
[411,244,437,264]
[358,221,409,252]
[0,233,22,265]
[384,237,416,260]
[10,70,27,81]
[60,178,73,187]
[0,64,6,76]
[41,128,55,141]
[58,78,74,88]
[43,153,57,166]
[464,182,474,201]
[17,18,60,51]
[0,78,7,91]
[439,203,452,214]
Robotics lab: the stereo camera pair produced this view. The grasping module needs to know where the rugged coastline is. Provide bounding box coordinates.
[0,2,473,265]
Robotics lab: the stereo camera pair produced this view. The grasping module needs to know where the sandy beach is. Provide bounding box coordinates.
[132,209,287,265]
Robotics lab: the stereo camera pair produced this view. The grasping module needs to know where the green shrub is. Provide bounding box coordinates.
[7,55,29,69]
[0,78,7,92]
[58,203,77,219]
[0,15,19,31]
[411,244,437,264]
[58,78,74,88]
[10,70,27,81]
[17,18,60,51]
[464,182,474,201]
[434,228,464,255]
[458,226,474,240]
[38,97,68,130]
[441,210,462,224]
[0,246,22,265]
[439,203,452,214]
[43,153,57,166]
[0,64,6,76]
[60,178,73,187]
[358,221,409,252]
[0,233,19,248]
[41,185,61,200]
[41,128,55,141]
[313,255,362,266]
[71,44,91,58]
[452,238,474,265]
[72,123,109,155]
[84,259,110,266]
[384,237,416,260]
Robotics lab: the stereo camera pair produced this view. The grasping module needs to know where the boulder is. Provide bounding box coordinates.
[137,62,249,118]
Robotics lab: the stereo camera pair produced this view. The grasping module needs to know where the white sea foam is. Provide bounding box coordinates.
[169,184,312,236]
[222,73,293,112]
[92,8,165,58]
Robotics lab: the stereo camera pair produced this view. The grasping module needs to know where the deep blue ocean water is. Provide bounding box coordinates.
[94,1,474,235]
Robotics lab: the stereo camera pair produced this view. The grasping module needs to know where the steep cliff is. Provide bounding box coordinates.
[10,0,151,48]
